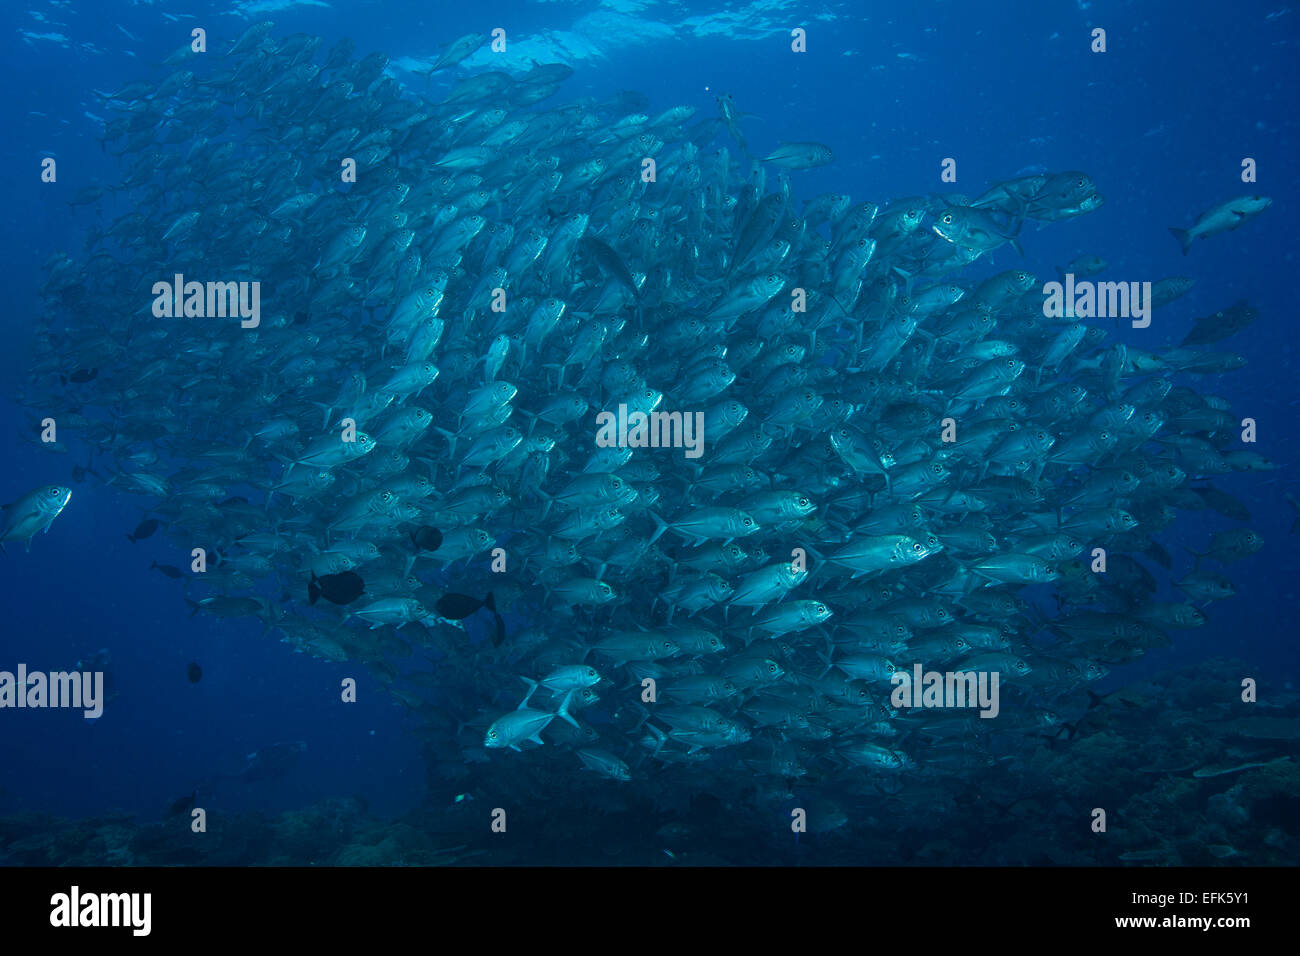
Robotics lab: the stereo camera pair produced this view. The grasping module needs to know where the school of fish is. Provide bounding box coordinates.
[18,25,1273,802]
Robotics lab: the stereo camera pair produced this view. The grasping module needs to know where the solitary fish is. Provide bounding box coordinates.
[127,517,160,543]
[1180,300,1259,347]
[308,570,365,606]
[761,142,834,169]
[1168,196,1271,255]
[167,789,199,818]
[423,33,483,75]
[0,485,71,553]
[186,662,203,683]
[435,591,506,646]
[150,561,184,579]
[484,679,579,751]
[409,525,443,551]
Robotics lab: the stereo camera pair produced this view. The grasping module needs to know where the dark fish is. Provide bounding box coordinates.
[186,661,202,683]
[127,517,160,543]
[614,89,650,112]
[1180,300,1259,347]
[292,311,310,325]
[435,591,492,619]
[308,570,365,606]
[435,592,506,646]
[409,525,443,551]
[61,368,98,384]
[1191,484,1251,522]
[1144,540,1172,569]
[167,789,198,818]
[150,560,184,579]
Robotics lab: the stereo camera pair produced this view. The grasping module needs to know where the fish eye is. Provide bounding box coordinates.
[941,214,952,224]
[743,518,753,525]
[488,730,498,739]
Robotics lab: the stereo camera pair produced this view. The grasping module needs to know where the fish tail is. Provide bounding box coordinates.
[555,690,579,730]
[519,677,538,709]
[649,511,669,545]
[1168,227,1191,255]
[816,648,834,680]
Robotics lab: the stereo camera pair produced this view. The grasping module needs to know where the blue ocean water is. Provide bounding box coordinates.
[0,0,1296,864]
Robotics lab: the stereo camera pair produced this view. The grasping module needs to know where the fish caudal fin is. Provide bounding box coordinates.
[1168,227,1192,256]
[555,690,579,729]
[649,511,669,545]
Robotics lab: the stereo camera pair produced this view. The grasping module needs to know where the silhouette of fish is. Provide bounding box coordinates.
[435,592,506,646]
[127,517,160,543]
[308,570,365,606]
